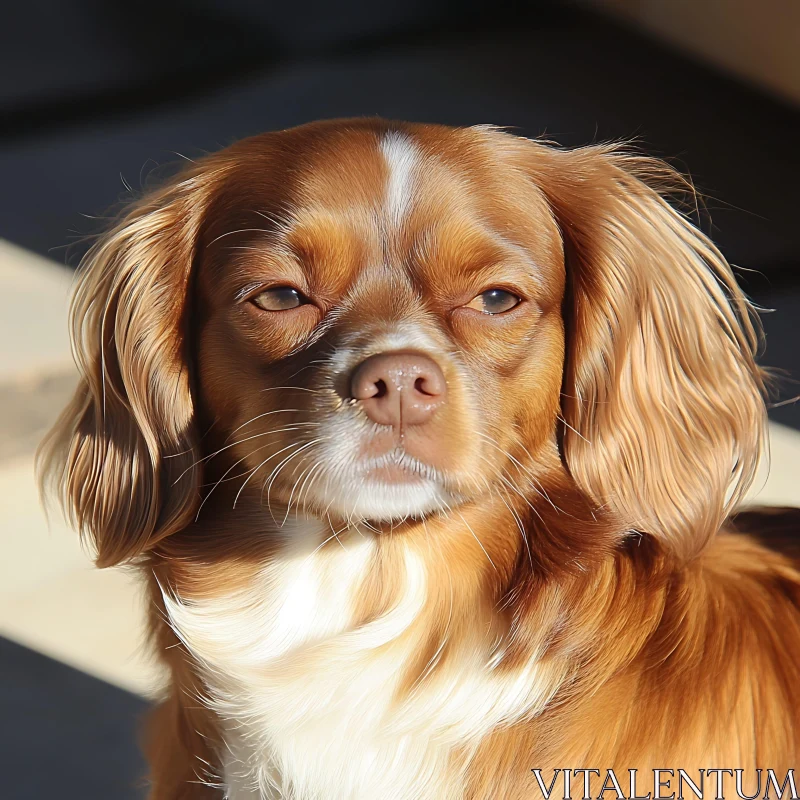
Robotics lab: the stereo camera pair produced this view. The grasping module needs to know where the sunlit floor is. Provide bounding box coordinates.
[1,238,799,700]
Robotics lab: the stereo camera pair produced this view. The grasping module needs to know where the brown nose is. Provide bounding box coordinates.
[350,351,447,427]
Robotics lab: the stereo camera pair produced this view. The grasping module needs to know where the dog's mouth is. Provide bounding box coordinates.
[357,448,442,485]
[286,438,467,523]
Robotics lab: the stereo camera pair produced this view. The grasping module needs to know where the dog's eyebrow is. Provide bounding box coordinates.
[491,233,544,278]
[450,232,542,281]
[414,222,542,278]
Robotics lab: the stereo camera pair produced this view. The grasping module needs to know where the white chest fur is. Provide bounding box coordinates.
[162,518,552,799]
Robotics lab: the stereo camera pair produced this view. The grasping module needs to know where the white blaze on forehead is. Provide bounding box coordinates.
[380,131,420,227]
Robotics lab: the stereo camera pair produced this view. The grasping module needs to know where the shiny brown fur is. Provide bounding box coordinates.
[40,119,799,798]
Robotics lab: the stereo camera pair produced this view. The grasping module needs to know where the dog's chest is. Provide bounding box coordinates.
[163,520,554,798]
[163,523,460,799]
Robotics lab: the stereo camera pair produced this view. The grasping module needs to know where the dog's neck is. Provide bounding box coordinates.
[154,466,651,695]
[155,463,641,635]
[152,480,669,798]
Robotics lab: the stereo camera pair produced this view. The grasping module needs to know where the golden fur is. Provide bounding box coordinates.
[39,119,799,799]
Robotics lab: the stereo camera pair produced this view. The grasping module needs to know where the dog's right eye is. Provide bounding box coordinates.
[251,286,308,311]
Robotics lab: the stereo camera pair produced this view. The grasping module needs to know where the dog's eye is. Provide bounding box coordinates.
[252,286,308,311]
[464,289,522,315]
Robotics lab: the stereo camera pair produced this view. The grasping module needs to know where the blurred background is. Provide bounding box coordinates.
[1,1,799,797]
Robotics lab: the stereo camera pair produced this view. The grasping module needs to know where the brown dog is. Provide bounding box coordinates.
[40,119,799,799]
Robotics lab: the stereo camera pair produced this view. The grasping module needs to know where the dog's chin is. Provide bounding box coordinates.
[302,457,464,523]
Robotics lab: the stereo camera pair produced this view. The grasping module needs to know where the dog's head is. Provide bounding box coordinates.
[40,119,766,568]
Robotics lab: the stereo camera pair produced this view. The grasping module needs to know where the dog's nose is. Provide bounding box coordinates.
[350,351,447,427]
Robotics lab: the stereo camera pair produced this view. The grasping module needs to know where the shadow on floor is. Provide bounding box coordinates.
[0,636,148,799]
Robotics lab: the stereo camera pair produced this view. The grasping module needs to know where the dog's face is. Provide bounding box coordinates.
[195,124,566,523]
[42,118,766,568]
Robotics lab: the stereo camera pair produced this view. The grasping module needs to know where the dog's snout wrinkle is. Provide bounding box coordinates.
[350,351,446,428]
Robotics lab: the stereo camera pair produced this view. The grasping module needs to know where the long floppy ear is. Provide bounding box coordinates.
[38,166,220,567]
[526,143,768,560]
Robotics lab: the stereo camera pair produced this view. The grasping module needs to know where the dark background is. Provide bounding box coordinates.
[1,1,798,796]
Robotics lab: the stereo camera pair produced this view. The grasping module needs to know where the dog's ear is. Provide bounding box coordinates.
[525,143,768,560]
[38,167,219,567]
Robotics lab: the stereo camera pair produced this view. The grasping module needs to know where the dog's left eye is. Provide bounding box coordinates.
[252,286,308,311]
[464,289,522,315]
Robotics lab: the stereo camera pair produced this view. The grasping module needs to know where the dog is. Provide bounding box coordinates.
[40,118,799,799]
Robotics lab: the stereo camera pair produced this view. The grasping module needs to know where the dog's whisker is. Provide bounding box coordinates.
[282,456,316,526]
[474,432,565,518]
[297,459,327,517]
[258,386,323,394]
[262,438,327,515]
[474,431,563,514]
[194,458,248,522]
[233,440,310,510]
[557,413,592,444]
[225,408,308,441]
[172,423,318,484]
